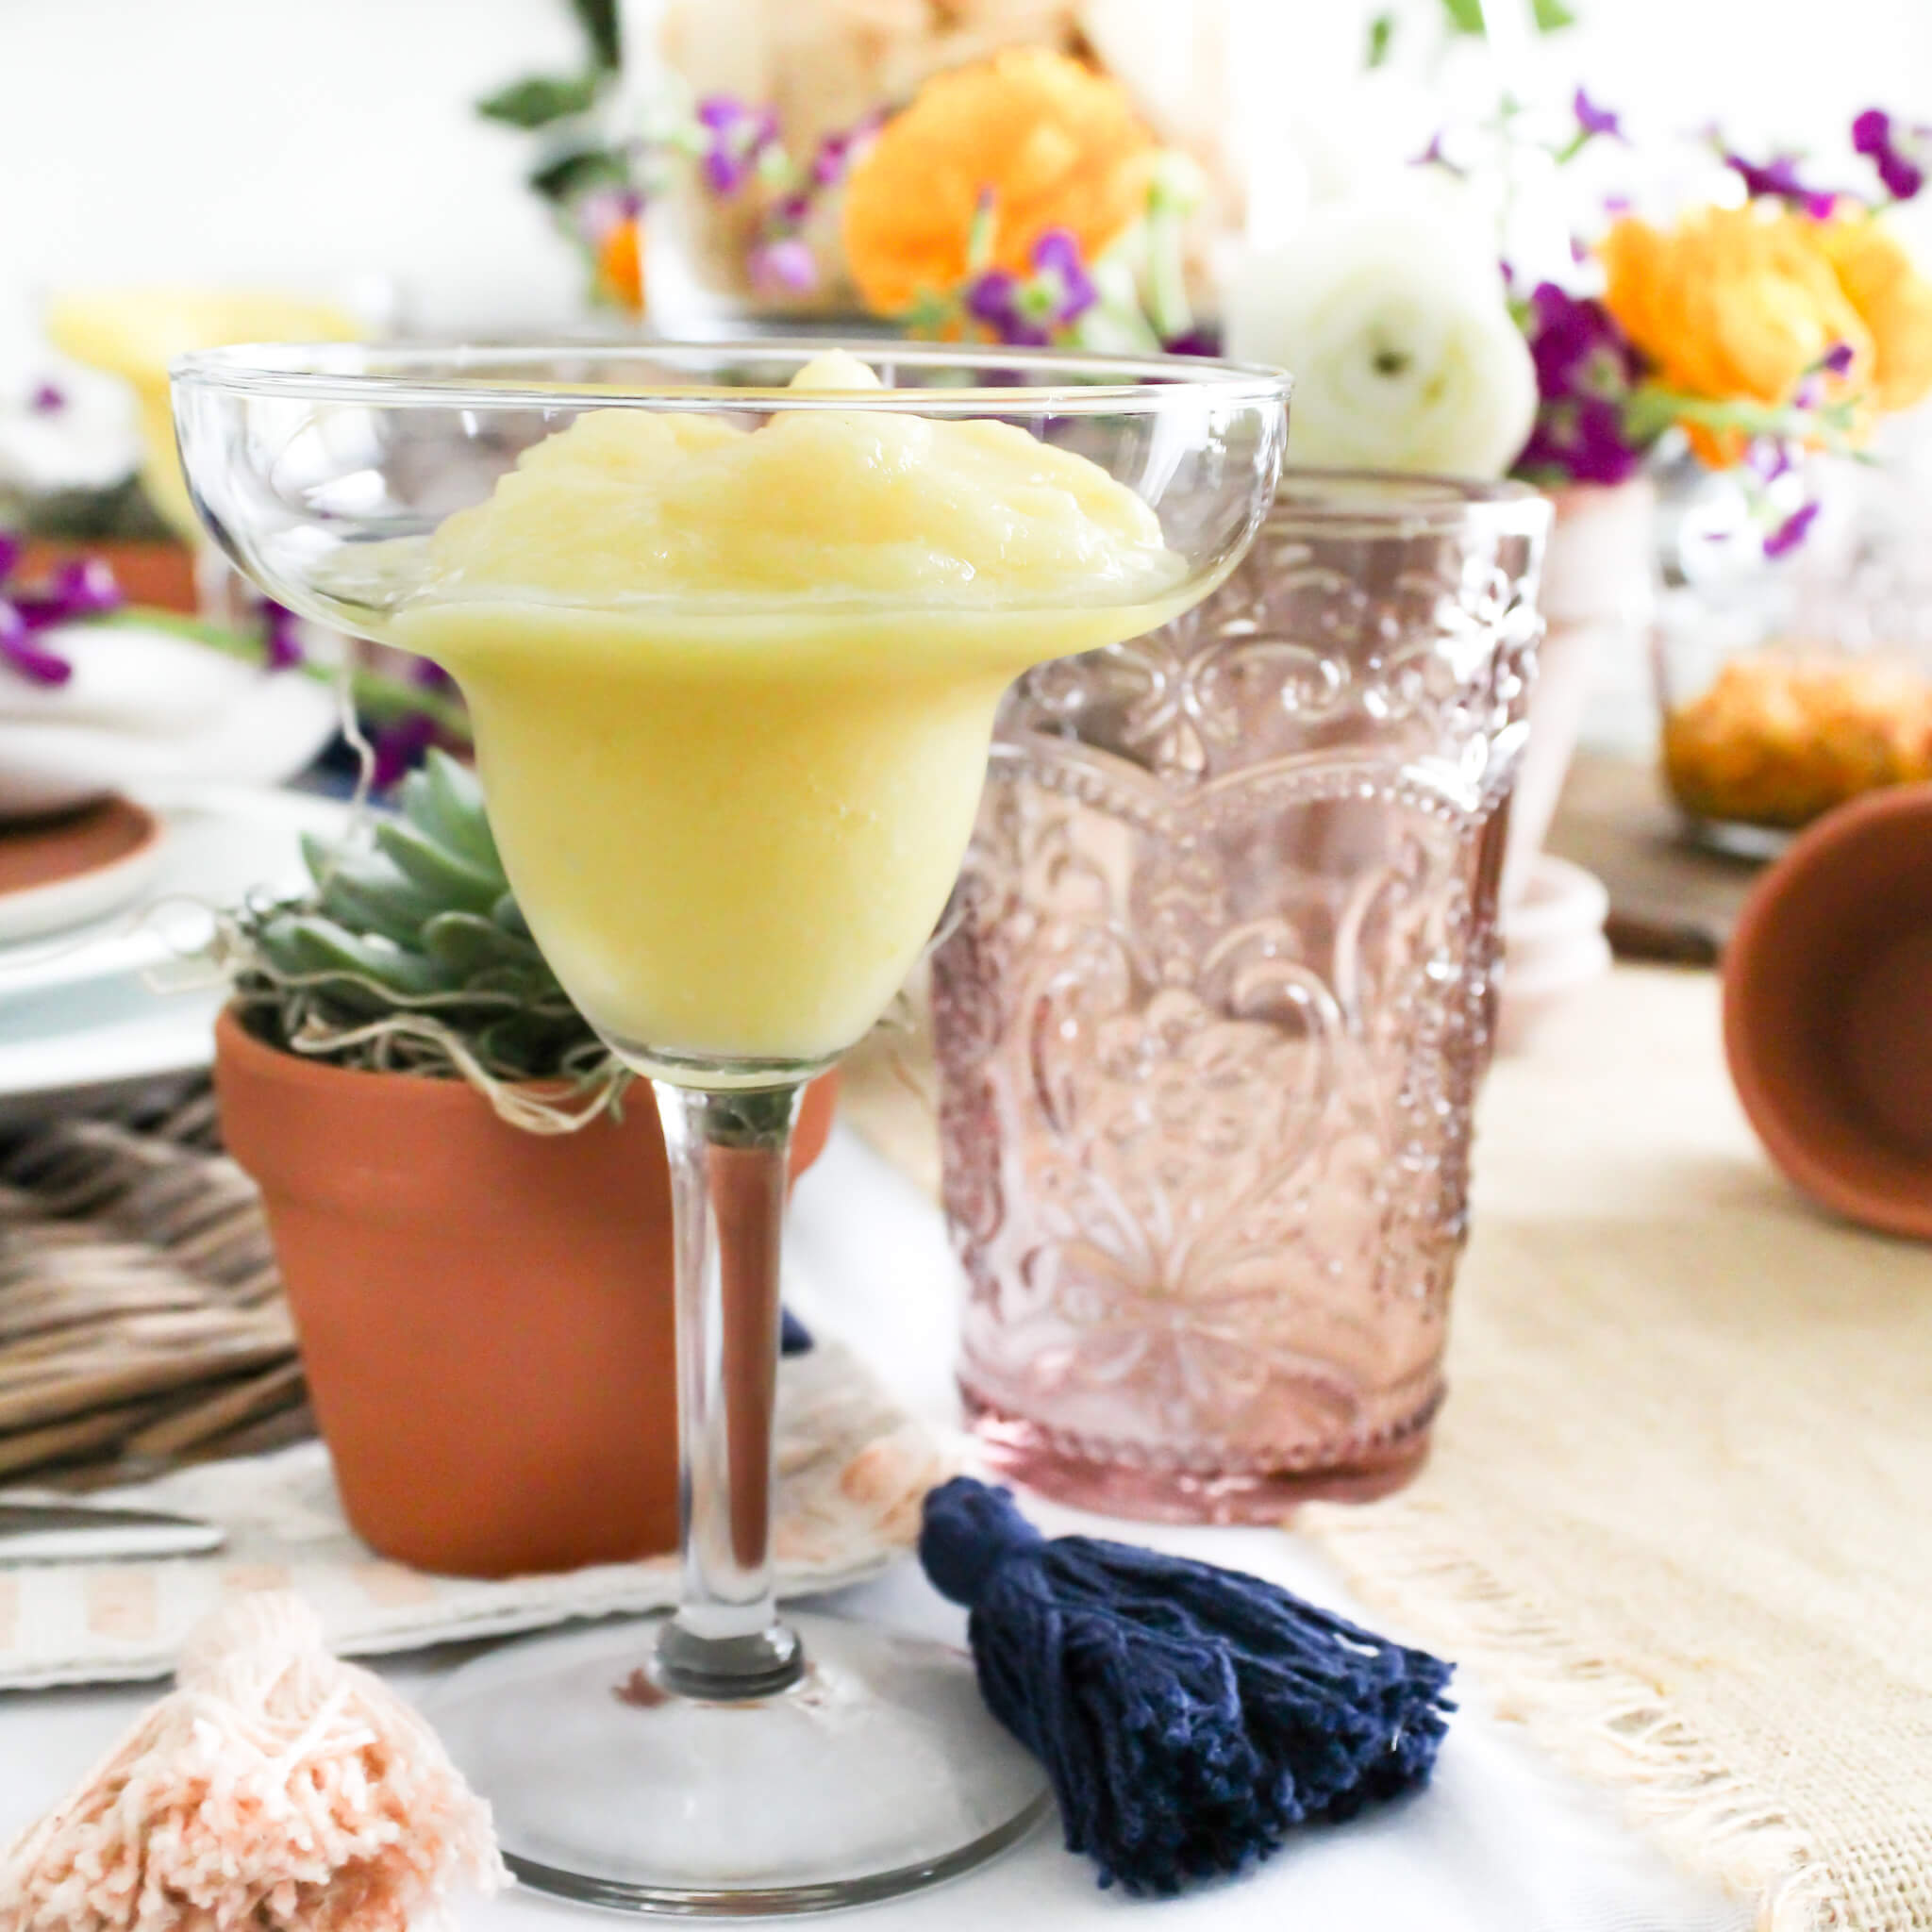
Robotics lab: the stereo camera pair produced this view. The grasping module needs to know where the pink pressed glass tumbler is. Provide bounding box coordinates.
[934,473,1551,1522]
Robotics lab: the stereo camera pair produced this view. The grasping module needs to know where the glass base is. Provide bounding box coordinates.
[428,1611,1051,1915]
[964,1391,1440,1522]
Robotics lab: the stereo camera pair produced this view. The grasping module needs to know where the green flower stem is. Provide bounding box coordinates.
[101,608,474,740]
[1622,385,1860,450]
[1142,161,1201,346]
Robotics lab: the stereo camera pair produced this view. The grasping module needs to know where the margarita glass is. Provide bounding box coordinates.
[172,341,1289,1914]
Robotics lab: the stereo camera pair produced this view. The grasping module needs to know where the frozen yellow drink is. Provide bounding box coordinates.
[394,352,1186,1068]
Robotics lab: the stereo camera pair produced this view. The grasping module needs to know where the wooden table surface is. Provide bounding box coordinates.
[1544,751,1764,966]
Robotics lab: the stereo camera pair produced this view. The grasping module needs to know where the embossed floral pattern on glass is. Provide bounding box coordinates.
[934,475,1551,1521]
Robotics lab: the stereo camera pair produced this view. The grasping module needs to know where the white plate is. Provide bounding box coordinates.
[0,976,227,1126]
[0,784,350,999]
[0,785,355,1121]
[0,802,168,946]
[0,623,341,820]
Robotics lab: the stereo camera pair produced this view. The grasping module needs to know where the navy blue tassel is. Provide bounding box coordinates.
[779,1308,813,1355]
[919,1476,1455,1895]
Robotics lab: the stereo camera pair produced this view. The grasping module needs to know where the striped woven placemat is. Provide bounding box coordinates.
[0,1085,311,1487]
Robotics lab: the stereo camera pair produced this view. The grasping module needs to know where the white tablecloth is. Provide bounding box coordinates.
[0,1128,1749,1932]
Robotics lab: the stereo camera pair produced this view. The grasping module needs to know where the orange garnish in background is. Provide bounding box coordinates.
[841,47,1157,320]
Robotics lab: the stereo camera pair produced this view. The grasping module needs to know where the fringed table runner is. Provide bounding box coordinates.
[842,967,1932,1932]
[1300,969,1932,1932]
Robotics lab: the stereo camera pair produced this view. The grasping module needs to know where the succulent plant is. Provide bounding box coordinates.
[232,751,608,1091]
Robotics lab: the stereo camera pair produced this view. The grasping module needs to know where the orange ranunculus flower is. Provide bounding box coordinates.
[841,47,1157,321]
[1601,208,1874,464]
[1813,216,1932,414]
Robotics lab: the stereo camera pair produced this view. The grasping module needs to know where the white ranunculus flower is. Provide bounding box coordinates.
[1225,192,1538,480]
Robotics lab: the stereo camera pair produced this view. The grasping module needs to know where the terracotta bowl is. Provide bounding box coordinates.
[1724,785,1932,1241]
[215,1009,837,1576]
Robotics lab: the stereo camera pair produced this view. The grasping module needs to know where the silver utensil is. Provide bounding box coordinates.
[0,1501,226,1562]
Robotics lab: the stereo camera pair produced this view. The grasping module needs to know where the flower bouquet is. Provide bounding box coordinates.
[477,12,1931,848]
[481,4,1235,347]
[1219,86,1932,853]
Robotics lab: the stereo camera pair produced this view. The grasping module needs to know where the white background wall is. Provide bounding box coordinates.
[2,0,1928,359]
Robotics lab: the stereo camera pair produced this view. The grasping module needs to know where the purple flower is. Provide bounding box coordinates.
[371,712,440,791]
[1762,499,1821,558]
[1514,284,1645,487]
[1413,130,1467,175]
[1525,283,1641,394]
[1574,89,1625,142]
[262,599,305,670]
[1821,341,1857,377]
[744,108,882,281]
[1518,397,1643,486]
[964,270,1047,346]
[28,382,65,414]
[15,558,122,629]
[1852,108,1927,202]
[1161,325,1223,358]
[962,229,1097,347]
[695,95,779,197]
[370,662,459,789]
[0,547,122,683]
[749,236,818,295]
[0,601,72,687]
[1724,148,1840,219]
[808,112,881,190]
[1032,231,1097,315]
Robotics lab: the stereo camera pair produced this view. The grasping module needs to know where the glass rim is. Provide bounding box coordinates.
[170,338,1293,416]
[1269,467,1551,535]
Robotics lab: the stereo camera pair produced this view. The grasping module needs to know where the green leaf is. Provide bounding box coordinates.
[258,914,457,1007]
[528,145,630,204]
[1531,0,1577,26]
[476,72,602,129]
[421,912,547,978]
[571,0,621,69]
[1439,0,1486,32]
[491,891,534,941]
[403,751,502,874]
[374,819,506,916]
[1366,10,1397,65]
[306,841,444,947]
[476,1011,582,1074]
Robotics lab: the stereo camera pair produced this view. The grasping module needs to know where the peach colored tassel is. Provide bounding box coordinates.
[0,1592,507,1932]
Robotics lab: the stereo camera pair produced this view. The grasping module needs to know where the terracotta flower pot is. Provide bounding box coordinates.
[18,539,198,615]
[214,1008,837,1577]
[1723,785,1932,1241]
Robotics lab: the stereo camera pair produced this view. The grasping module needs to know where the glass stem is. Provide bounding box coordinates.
[652,1078,806,1701]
